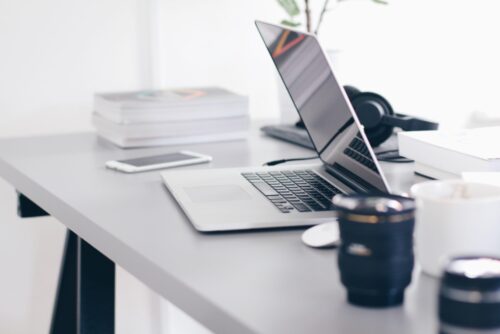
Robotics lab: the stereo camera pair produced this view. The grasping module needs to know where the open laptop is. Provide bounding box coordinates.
[161,21,390,231]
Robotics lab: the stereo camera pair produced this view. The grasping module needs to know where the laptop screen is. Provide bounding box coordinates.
[256,21,388,193]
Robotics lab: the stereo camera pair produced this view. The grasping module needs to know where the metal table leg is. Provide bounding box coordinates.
[77,237,115,334]
[17,192,48,218]
[16,193,115,334]
[50,230,77,334]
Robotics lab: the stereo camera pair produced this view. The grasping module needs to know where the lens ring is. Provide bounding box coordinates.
[340,212,415,224]
[440,286,500,304]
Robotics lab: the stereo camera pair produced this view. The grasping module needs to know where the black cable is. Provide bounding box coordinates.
[378,158,413,163]
[376,149,413,163]
[263,150,412,167]
[263,156,319,166]
[376,149,399,156]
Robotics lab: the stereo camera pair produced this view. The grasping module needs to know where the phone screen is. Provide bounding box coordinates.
[118,153,196,167]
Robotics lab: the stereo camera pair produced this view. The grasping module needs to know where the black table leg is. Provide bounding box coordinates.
[17,192,48,218]
[77,237,115,334]
[50,230,77,334]
[17,192,116,334]
[49,230,116,334]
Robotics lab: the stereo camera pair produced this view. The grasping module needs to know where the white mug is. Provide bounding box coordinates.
[411,180,500,277]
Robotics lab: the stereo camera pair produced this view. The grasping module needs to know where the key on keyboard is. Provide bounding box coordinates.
[242,170,341,213]
[344,134,378,172]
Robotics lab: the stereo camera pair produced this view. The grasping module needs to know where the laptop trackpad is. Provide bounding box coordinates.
[184,185,252,203]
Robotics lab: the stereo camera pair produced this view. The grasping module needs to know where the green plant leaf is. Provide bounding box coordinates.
[277,0,300,17]
[281,19,301,27]
[372,0,388,4]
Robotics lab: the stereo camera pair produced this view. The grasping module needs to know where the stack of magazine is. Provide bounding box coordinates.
[92,87,249,148]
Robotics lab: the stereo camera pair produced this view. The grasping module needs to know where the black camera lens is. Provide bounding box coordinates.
[333,194,415,307]
[439,256,500,333]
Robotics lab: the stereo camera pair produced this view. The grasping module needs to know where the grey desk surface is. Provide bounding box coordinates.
[0,126,436,334]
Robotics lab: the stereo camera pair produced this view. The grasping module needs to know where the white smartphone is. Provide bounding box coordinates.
[105,150,212,173]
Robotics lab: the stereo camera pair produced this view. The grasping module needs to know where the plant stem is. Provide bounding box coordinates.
[314,0,331,35]
[304,0,312,33]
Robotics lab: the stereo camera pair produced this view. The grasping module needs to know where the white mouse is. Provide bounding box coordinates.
[301,220,340,248]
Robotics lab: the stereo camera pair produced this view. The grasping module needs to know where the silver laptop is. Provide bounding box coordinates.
[161,21,390,231]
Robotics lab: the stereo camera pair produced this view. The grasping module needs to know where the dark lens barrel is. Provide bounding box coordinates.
[333,194,415,308]
[439,257,500,333]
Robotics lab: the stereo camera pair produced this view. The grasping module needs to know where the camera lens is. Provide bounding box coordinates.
[333,194,415,307]
[439,256,500,333]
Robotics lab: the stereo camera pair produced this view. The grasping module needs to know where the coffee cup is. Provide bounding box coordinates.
[411,180,500,277]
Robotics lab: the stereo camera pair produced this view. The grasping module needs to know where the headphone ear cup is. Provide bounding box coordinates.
[343,85,361,101]
[350,92,394,147]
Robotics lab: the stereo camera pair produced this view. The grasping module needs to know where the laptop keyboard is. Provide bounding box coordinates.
[242,170,341,213]
[344,134,378,172]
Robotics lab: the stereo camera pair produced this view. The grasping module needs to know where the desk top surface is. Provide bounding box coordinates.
[0,126,435,334]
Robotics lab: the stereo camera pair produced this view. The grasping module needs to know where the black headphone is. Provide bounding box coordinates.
[343,85,439,147]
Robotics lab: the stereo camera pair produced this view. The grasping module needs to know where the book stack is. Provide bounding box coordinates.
[92,87,249,148]
[398,127,500,179]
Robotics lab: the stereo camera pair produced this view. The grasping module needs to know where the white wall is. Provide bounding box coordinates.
[1,1,500,333]
[316,0,500,129]
[156,0,284,120]
[158,0,500,127]
[4,0,500,131]
[0,0,145,135]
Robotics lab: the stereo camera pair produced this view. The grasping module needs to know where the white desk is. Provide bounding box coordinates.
[0,125,435,334]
